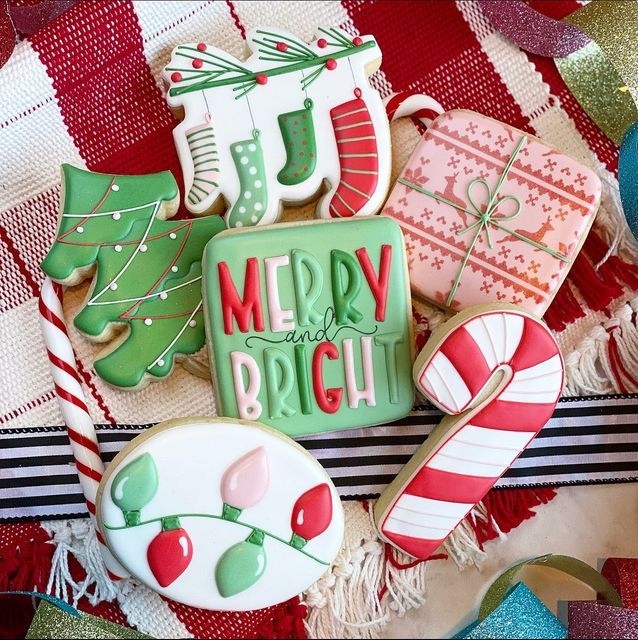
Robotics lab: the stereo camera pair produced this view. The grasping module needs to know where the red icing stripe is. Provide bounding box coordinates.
[510,317,561,371]
[471,399,557,431]
[403,466,497,504]
[381,530,444,561]
[439,326,492,396]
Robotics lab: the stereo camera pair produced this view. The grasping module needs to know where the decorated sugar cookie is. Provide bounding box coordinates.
[203,216,414,436]
[97,417,344,611]
[40,165,225,389]
[374,304,563,559]
[382,109,602,316]
[162,27,391,226]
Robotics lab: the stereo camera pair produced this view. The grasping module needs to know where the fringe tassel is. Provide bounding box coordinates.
[565,297,638,395]
[0,527,53,592]
[40,520,118,606]
[303,502,442,639]
[544,280,585,332]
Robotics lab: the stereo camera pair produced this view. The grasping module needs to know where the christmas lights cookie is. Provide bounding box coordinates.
[382,109,602,316]
[162,27,392,226]
[40,164,225,389]
[203,216,414,437]
[96,417,344,611]
[374,304,563,559]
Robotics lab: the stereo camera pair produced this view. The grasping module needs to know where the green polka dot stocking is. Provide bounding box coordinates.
[277,99,317,186]
[227,132,268,228]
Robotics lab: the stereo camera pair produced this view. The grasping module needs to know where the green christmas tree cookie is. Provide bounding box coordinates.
[41,164,225,389]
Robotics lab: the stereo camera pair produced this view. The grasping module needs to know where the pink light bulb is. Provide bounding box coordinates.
[221,447,269,509]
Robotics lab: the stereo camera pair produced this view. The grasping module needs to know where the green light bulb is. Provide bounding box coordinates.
[111,453,159,523]
[215,529,267,597]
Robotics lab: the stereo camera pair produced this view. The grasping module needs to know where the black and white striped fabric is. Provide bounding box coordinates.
[1,394,637,522]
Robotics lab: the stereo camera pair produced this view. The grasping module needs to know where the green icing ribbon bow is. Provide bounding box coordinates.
[398,135,571,307]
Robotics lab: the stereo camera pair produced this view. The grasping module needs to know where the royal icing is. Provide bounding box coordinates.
[374,304,564,560]
[203,217,414,436]
[97,417,343,611]
[382,110,602,316]
[40,165,225,389]
[162,27,391,227]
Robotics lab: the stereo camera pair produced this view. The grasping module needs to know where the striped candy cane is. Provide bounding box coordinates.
[384,90,444,129]
[39,277,127,579]
[375,304,563,559]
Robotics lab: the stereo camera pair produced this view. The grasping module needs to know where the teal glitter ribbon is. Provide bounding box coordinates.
[398,135,571,307]
[619,119,638,241]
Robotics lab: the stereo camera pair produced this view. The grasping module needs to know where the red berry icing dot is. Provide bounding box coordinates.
[317,38,327,48]
[197,42,207,51]
[171,72,182,82]
[354,87,362,98]
[276,41,288,52]
[256,73,268,85]
[325,58,337,70]
[192,58,203,69]
[353,36,363,46]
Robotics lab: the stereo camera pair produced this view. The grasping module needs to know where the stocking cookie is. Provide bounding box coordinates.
[97,417,344,611]
[382,109,601,316]
[374,304,563,559]
[40,164,225,389]
[162,27,391,226]
[203,216,414,436]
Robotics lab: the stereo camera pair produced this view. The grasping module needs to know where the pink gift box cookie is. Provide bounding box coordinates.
[383,109,602,315]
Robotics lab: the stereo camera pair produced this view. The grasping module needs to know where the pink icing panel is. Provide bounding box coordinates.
[382,109,602,315]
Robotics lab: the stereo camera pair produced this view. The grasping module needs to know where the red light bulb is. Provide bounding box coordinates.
[290,483,333,544]
[147,518,193,587]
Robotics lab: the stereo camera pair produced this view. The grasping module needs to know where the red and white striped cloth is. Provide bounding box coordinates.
[1,1,636,637]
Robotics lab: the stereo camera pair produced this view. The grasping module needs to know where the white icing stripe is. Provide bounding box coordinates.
[337,136,376,143]
[512,354,563,382]
[62,201,159,218]
[499,386,562,404]
[383,516,449,540]
[90,276,201,306]
[396,494,473,518]
[423,351,471,412]
[503,313,524,361]
[464,316,499,369]
[456,425,536,450]
[331,107,368,121]
[427,451,505,477]
[391,505,460,527]
[334,120,373,131]
[505,370,564,397]
[438,437,522,467]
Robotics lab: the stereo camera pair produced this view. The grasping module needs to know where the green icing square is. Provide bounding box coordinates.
[203,217,414,436]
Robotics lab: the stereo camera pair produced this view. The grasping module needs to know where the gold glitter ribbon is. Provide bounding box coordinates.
[556,0,638,143]
[479,554,623,621]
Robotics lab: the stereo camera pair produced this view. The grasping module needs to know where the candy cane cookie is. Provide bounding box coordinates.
[374,303,564,559]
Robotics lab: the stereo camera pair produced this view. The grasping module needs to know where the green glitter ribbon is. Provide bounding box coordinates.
[398,134,570,308]
[556,0,638,144]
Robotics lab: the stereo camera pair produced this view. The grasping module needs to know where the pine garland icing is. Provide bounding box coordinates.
[166,28,375,99]
[41,165,225,389]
